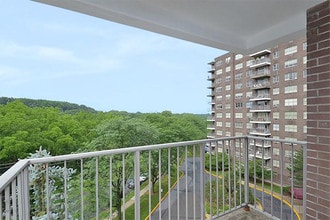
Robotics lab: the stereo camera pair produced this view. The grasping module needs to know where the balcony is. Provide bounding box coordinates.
[250,57,271,69]
[249,50,271,58]
[250,105,271,112]
[0,136,306,220]
[250,94,271,101]
[207,125,215,130]
[251,81,270,90]
[206,116,215,122]
[250,69,271,79]
[250,129,271,136]
[250,117,271,124]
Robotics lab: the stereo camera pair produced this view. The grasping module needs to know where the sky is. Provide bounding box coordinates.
[0,1,226,113]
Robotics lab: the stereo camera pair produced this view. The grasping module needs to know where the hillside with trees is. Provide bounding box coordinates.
[0,99,207,174]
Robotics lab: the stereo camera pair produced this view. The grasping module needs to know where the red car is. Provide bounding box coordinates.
[291,188,303,200]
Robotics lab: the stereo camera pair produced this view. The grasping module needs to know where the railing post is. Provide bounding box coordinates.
[134,151,140,220]
[303,143,307,220]
[244,136,250,205]
[200,143,205,220]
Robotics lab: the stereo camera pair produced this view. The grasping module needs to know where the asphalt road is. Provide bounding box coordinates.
[150,157,298,220]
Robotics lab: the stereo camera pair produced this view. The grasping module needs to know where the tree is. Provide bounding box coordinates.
[29,147,76,219]
[288,148,303,187]
[79,118,159,220]
[248,159,272,180]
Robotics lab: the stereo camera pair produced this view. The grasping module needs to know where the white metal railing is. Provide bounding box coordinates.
[0,136,306,220]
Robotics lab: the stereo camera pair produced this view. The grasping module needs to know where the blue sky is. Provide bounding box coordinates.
[0,1,225,113]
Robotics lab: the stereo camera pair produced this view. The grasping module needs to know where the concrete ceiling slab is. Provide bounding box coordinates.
[33,0,324,54]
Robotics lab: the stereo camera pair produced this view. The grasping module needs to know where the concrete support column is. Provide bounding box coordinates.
[306,1,330,219]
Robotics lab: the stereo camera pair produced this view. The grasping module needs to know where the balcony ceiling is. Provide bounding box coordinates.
[33,0,324,54]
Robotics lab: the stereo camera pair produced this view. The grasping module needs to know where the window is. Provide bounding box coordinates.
[273,88,279,95]
[225,85,231,91]
[284,45,297,55]
[235,63,243,70]
[273,148,280,156]
[246,91,252,98]
[226,76,231,82]
[216,104,223,109]
[225,66,231,72]
[303,98,307,105]
[246,60,253,67]
[285,98,297,106]
[216,122,222,127]
[225,132,231,137]
[273,75,279,83]
[216,113,222,118]
[225,57,231,63]
[273,112,279,119]
[216,69,223,75]
[235,83,243,90]
[216,78,222,84]
[284,85,297,94]
[246,70,252,77]
[235,102,243,109]
[235,73,243,80]
[303,84,307,92]
[235,122,243,128]
[225,94,231,100]
[216,87,222,93]
[226,113,231,118]
[273,160,279,167]
[303,126,307,133]
[235,113,243,118]
[273,63,279,71]
[285,72,297,81]
[246,113,252,118]
[246,123,252,129]
[304,112,307,119]
[285,112,297,119]
[235,54,243,60]
[235,132,243,136]
[216,95,222,101]
[285,150,292,158]
[285,137,297,142]
[273,100,279,107]
[303,42,307,50]
[303,56,307,64]
[235,93,243,99]
[225,104,231,109]
[285,125,297,132]
[273,51,279,59]
[226,122,231,127]
[273,124,279,131]
[303,69,307,78]
[284,59,297,68]
[246,101,252,109]
[246,80,252,88]
[217,130,223,135]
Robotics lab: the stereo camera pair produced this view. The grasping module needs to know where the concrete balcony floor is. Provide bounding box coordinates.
[217,207,273,220]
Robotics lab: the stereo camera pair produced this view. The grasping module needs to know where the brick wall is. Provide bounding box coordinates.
[306,1,330,219]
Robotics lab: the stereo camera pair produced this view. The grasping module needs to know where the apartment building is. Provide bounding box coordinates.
[207,37,307,183]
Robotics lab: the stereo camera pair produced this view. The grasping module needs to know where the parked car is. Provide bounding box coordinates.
[290,188,303,200]
[127,176,147,189]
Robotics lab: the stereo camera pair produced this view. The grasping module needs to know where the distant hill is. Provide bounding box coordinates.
[0,97,97,113]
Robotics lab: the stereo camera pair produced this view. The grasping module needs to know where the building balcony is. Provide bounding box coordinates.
[207,116,215,122]
[207,125,215,130]
[0,136,306,220]
[250,69,271,79]
[207,75,215,81]
[250,129,271,136]
[250,117,271,124]
[251,81,270,90]
[250,140,272,148]
[250,94,271,101]
[250,49,271,58]
[250,105,271,112]
[249,152,272,160]
[250,57,271,68]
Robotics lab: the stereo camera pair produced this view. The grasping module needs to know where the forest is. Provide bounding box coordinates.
[0,97,208,174]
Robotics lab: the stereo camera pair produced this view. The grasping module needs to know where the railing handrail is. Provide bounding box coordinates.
[0,159,29,192]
